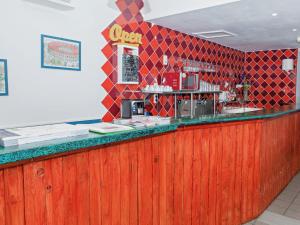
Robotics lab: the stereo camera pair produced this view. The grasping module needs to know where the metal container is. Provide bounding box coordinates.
[121,99,145,119]
[177,100,214,117]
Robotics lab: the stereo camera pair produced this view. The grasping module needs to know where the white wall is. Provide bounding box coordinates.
[0,0,119,128]
[143,0,241,21]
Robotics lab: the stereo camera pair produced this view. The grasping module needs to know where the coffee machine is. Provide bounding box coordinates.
[121,99,145,119]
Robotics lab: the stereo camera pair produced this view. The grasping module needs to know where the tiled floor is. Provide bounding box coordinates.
[243,172,300,225]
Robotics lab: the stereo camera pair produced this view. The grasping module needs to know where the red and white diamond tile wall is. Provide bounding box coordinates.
[245,49,298,109]
[101,0,245,121]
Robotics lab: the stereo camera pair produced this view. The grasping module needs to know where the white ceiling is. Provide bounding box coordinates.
[142,0,241,21]
[148,0,300,52]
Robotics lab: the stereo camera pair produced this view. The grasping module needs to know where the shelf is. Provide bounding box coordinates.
[141,90,222,95]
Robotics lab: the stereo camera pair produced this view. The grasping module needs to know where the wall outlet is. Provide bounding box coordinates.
[163,55,168,66]
[153,94,158,104]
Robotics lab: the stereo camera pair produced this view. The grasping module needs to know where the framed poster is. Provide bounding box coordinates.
[0,59,8,96]
[41,34,81,71]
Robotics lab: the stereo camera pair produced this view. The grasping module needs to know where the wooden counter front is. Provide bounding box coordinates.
[0,112,299,225]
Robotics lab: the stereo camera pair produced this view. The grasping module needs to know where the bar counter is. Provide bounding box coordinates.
[0,104,300,166]
[0,105,300,225]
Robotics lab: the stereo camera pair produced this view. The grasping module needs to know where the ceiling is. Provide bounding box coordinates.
[148,0,300,52]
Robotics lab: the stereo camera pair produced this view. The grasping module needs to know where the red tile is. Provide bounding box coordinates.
[101,61,114,76]
[101,78,114,92]
[101,95,114,109]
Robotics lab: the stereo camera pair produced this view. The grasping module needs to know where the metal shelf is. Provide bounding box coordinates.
[141,90,222,95]
[140,90,221,118]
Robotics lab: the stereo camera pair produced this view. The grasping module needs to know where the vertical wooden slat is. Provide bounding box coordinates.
[112,146,121,225]
[0,170,6,225]
[101,147,112,225]
[166,133,175,225]
[226,125,237,225]
[120,143,130,225]
[220,125,230,225]
[138,138,153,225]
[208,128,219,225]
[4,166,25,225]
[131,145,139,222]
[152,136,160,225]
[201,128,210,225]
[215,125,223,225]
[182,130,194,225]
[63,154,78,225]
[152,133,175,225]
[241,123,250,222]
[89,149,102,225]
[191,128,201,225]
[220,125,236,225]
[247,123,255,220]
[128,141,138,225]
[233,125,243,225]
[23,161,46,225]
[253,122,262,216]
[173,130,187,225]
[45,157,64,225]
[76,152,90,225]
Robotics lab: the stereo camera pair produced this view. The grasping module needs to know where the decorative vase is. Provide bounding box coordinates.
[243,89,249,102]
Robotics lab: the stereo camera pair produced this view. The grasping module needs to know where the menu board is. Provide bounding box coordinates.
[117,44,139,84]
[0,60,7,95]
[122,53,139,83]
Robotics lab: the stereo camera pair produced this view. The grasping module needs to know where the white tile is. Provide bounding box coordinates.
[287,204,300,213]
[267,204,286,215]
[259,211,300,225]
[291,199,300,208]
[243,219,256,225]
[271,199,292,209]
[292,196,300,205]
[282,186,300,194]
[277,192,298,202]
[254,221,269,225]
[243,222,254,225]
[285,209,300,220]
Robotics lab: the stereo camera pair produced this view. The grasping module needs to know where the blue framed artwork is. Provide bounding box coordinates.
[0,59,8,96]
[41,34,81,71]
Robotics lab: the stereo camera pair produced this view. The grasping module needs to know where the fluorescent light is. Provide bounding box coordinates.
[272,13,278,17]
[293,29,297,32]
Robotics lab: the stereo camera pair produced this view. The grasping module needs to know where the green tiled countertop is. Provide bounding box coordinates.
[1,104,300,166]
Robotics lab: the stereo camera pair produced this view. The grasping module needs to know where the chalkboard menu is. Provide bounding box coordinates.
[117,44,139,84]
[122,54,139,83]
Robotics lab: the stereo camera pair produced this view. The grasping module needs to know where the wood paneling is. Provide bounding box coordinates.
[4,166,25,225]
[0,113,300,225]
[0,171,5,225]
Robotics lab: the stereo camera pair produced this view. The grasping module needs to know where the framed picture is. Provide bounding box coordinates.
[41,34,81,71]
[0,59,8,96]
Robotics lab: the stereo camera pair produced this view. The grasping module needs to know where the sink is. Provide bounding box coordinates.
[222,107,262,114]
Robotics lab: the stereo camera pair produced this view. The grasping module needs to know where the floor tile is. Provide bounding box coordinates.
[287,204,300,213]
[259,211,300,225]
[267,204,287,215]
[254,221,269,225]
[285,209,300,220]
[243,222,254,225]
[284,186,300,194]
[277,192,298,202]
[270,199,292,209]
[292,196,300,205]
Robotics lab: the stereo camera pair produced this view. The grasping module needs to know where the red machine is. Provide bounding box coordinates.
[162,72,199,91]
